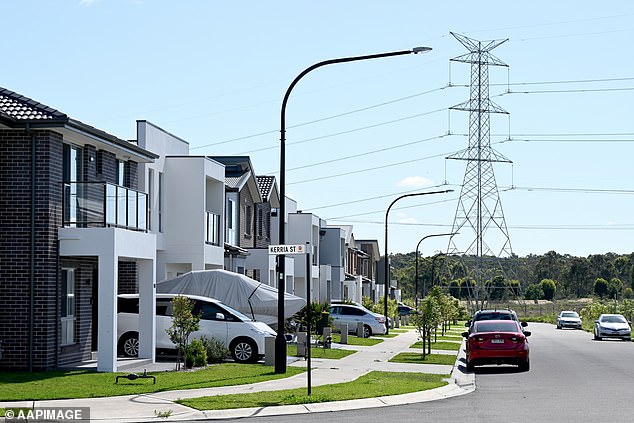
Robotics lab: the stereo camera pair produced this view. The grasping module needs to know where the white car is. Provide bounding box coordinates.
[556,311,582,329]
[329,303,387,337]
[117,293,276,363]
[594,314,631,341]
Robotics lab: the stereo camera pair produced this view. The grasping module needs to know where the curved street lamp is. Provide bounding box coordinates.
[414,232,457,305]
[276,46,432,373]
[383,190,453,334]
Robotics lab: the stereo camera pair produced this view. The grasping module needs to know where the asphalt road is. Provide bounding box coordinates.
[213,323,634,423]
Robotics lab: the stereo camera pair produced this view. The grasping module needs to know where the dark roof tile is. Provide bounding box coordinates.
[0,87,67,121]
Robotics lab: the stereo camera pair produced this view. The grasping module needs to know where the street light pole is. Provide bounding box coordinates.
[383,190,453,334]
[428,252,447,298]
[276,46,432,373]
[414,232,457,306]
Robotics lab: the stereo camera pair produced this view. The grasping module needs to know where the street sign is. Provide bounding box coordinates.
[268,244,306,255]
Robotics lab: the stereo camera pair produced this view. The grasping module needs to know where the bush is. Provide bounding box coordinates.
[185,338,207,368]
[201,336,229,364]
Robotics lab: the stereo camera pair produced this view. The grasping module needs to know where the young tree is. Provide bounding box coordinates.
[165,296,200,370]
[540,279,557,301]
[524,284,544,302]
[411,296,441,358]
[593,278,608,299]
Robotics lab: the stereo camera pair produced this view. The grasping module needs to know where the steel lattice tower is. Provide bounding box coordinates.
[445,32,513,310]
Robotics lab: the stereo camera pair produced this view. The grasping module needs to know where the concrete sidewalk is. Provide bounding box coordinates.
[1,329,475,422]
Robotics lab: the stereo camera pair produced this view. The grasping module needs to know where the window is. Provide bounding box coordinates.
[116,160,126,187]
[62,144,83,226]
[61,269,76,346]
[158,172,164,232]
[257,209,263,237]
[147,169,154,231]
[245,205,252,235]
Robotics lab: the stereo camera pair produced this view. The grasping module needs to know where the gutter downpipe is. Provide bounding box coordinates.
[28,124,35,372]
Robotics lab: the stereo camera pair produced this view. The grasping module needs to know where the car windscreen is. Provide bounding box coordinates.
[476,313,513,321]
[217,302,253,322]
[561,312,579,318]
[602,315,627,323]
[474,321,519,333]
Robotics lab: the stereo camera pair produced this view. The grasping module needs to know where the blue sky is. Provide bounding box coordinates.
[4,1,634,257]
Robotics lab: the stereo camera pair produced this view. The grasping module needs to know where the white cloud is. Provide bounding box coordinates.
[396,176,434,188]
[395,212,417,224]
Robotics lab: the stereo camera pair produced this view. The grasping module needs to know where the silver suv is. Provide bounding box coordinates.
[329,304,387,337]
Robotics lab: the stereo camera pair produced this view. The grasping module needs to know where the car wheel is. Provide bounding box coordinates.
[363,325,372,338]
[594,331,602,341]
[118,332,139,357]
[519,359,530,372]
[230,338,258,363]
[556,324,561,329]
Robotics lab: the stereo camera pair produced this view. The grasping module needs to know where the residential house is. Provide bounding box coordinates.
[0,87,158,372]
[286,211,327,303]
[135,121,225,282]
[319,226,346,301]
[243,175,280,286]
[210,156,263,275]
[355,239,381,302]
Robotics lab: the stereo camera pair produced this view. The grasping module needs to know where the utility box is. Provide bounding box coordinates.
[264,336,275,366]
[322,327,332,349]
[356,321,365,338]
[340,324,348,344]
[296,332,307,357]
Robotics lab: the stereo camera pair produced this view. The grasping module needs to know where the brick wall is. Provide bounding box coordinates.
[0,128,142,371]
[0,130,63,370]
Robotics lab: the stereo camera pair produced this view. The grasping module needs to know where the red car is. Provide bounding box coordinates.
[462,319,531,371]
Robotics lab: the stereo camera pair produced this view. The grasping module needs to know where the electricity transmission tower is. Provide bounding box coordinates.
[445,32,514,311]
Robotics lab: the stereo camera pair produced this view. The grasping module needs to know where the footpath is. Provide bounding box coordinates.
[1,329,475,422]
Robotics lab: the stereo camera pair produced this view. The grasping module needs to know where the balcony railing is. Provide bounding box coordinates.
[62,182,148,231]
[205,211,221,246]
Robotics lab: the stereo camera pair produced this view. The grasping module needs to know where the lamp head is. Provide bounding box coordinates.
[412,46,432,54]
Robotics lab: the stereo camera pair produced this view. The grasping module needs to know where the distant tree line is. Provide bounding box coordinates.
[388,250,634,302]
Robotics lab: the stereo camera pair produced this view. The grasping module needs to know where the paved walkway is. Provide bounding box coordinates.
[1,329,474,422]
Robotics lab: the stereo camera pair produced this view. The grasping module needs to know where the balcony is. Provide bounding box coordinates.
[205,211,221,246]
[62,182,148,232]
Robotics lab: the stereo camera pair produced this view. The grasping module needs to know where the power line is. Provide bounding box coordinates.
[287,151,451,186]
[192,86,448,150]
[238,108,447,155]
[192,76,634,151]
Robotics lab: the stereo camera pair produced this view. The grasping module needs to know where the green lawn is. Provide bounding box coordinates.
[389,352,458,366]
[409,341,461,351]
[331,334,383,346]
[0,363,305,401]
[177,371,449,410]
[287,345,356,359]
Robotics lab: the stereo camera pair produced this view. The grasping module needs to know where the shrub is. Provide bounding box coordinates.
[201,336,229,364]
[185,338,207,368]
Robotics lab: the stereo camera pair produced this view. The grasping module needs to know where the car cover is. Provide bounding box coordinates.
[156,269,306,329]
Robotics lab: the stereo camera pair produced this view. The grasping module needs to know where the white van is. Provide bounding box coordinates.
[117,293,276,363]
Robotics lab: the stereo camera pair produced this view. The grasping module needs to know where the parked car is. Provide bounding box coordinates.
[462,319,531,371]
[398,303,416,316]
[556,311,582,329]
[593,314,631,341]
[117,293,276,363]
[329,303,387,337]
[465,309,528,333]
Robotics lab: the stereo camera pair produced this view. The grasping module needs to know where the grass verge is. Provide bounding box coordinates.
[286,345,356,359]
[389,352,457,365]
[0,363,305,401]
[177,371,449,410]
[409,341,461,351]
[331,334,383,346]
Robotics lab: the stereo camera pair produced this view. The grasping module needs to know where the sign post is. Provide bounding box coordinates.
[269,244,308,375]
